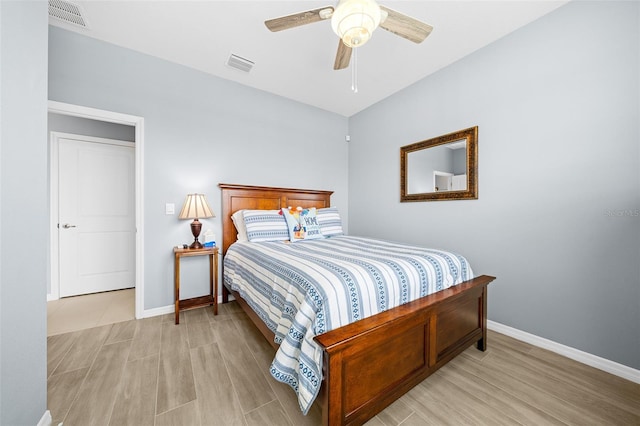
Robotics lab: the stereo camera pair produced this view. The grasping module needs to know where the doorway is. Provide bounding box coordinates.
[48,101,145,319]
[433,171,453,192]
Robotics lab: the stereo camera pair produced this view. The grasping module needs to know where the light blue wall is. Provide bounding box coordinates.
[0,1,49,424]
[48,26,349,310]
[348,1,639,369]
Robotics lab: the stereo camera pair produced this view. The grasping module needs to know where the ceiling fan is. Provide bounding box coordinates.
[265,0,433,70]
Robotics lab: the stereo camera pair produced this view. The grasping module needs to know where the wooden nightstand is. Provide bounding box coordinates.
[173,246,218,324]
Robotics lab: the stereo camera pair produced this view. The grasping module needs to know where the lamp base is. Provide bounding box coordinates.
[189,218,203,250]
[189,241,204,250]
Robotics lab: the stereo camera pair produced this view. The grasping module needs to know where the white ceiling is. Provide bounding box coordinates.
[49,0,568,117]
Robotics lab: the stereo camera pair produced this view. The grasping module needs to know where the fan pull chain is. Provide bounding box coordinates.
[351,48,358,93]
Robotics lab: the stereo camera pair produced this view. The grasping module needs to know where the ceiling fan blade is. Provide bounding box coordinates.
[265,6,334,32]
[334,40,352,70]
[379,5,433,43]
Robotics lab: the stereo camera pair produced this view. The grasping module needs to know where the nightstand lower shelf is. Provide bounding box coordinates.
[179,295,215,311]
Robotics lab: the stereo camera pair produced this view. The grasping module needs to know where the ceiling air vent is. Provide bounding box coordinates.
[49,0,88,28]
[226,54,254,73]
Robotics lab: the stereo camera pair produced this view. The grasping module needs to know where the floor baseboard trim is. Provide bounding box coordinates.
[488,320,640,384]
[37,410,52,426]
[141,293,231,319]
[142,304,174,318]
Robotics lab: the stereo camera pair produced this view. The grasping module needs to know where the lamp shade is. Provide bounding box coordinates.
[331,0,382,48]
[178,194,214,220]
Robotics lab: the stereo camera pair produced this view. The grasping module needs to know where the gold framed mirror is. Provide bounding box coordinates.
[401,126,478,202]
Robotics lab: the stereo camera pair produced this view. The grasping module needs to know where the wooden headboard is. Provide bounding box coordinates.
[218,183,333,254]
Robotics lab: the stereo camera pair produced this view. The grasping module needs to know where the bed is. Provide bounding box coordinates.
[219,183,495,426]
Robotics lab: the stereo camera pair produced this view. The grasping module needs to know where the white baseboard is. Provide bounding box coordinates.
[141,292,233,319]
[142,304,174,318]
[488,320,640,384]
[37,410,52,426]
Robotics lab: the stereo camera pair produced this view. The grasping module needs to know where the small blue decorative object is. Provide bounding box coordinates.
[203,229,216,247]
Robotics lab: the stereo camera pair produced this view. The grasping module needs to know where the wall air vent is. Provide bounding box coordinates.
[226,54,254,73]
[49,0,88,28]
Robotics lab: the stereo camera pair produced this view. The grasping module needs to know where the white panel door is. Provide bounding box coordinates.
[451,174,467,191]
[58,136,135,297]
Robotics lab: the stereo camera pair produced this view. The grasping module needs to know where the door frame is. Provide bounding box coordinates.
[48,100,145,319]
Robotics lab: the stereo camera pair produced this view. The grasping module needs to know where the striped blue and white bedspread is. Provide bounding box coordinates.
[223,236,473,414]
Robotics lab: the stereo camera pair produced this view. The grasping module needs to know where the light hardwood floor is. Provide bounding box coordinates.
[47,302,640,426]
[47,288,135,336]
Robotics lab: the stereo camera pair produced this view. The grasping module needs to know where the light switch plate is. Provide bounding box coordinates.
[165,203,175,215]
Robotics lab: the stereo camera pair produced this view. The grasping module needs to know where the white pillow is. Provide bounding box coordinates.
[231,210,248,242]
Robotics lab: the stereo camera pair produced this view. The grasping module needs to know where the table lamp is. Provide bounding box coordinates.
[179,193,214,249]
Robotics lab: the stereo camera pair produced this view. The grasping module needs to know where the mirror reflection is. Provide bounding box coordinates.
[407,140,467,193]
[401,126,478,202]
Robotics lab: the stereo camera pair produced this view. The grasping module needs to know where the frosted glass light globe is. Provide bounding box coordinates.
[331,0,382,48]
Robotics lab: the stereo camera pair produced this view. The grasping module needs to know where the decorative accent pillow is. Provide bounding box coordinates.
[317,207,344,236]
[243,210,289,242]
[281,207,324,242]
[231,209,248,242]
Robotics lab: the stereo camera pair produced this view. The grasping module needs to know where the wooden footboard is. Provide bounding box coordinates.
[314,275,494,426]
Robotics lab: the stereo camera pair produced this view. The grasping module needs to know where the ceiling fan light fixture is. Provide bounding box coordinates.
[331,0,381,48]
